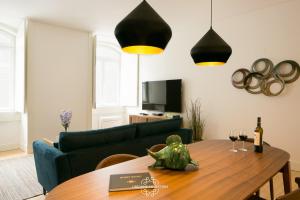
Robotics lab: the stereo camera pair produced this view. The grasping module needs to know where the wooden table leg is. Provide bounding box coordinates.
[281,161,292,194]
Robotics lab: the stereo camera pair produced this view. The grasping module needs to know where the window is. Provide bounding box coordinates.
[96,42,121,107]
[95,38,138,108]
[0,30,15,112]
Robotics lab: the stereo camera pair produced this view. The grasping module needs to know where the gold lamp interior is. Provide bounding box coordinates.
[196,62,225,66]
[122,45,164,55]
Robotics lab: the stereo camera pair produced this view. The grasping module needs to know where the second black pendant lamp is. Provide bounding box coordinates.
[191,0,232,66]
[115,0,172,55]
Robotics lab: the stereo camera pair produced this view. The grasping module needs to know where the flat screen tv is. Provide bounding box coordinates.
[142,79,182,113]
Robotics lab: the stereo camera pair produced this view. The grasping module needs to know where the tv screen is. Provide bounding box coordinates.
[142,79,182,112]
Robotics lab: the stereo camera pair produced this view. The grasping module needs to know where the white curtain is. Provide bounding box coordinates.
[94,34,138,107]
[120,53,138,106]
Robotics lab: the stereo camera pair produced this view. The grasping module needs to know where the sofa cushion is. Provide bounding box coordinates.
[135,118,182,137]
[59,124,136,152]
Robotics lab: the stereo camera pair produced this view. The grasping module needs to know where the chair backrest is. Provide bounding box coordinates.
[149,144,166,152]
[296,177,300,188]
[246,138,271,146]
[95,154,138,170]
[276,188,300,200]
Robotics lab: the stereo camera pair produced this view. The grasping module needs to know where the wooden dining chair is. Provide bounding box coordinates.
[95,154,138,170]
[275,178,300,200]
[149,144,166,152]
[295,177,300,188]
[247,195,266,200]
[276,189,300,200]
[246,138,274,200]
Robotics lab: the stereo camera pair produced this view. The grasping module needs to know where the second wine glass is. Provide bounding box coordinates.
[239,130,248,152]
[229,130,238,152]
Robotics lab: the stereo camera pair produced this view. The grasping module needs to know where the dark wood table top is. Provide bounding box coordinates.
[45,140,290,200]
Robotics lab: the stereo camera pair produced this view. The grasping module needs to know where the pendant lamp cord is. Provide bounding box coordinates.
[137,54,140,106]
[210,0,213,28]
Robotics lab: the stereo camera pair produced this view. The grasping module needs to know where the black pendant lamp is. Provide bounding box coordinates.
[191,0,232,66]
[115,0,172,55]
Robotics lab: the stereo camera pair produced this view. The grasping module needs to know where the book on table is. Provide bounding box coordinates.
[109,172,155,192]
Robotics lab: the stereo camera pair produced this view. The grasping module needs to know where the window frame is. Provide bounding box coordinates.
[0,29,16,112]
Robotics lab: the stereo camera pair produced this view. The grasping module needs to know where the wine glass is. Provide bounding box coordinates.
[229,130,238,152]
[239,130,248,152]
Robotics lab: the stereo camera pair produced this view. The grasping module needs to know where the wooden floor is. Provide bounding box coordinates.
[0,149,299,200]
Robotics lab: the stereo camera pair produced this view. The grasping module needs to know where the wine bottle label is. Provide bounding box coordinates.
[254,131,260,146]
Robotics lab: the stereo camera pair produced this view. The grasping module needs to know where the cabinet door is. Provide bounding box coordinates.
[130,116,147,124]
[147,118,164,122]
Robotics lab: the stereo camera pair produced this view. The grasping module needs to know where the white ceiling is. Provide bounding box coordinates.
[0,0,291,33]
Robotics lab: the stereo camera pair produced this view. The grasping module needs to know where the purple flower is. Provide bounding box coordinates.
[60,110,72,131]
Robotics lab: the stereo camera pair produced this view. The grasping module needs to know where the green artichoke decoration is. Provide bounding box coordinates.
[147,135,199,171]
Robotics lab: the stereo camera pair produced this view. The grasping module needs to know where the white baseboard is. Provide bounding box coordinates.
[291,160,300,171]
[0,143,19,151]
[19,143,27,153]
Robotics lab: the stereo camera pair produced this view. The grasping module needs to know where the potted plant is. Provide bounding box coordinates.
[186,99,205,142]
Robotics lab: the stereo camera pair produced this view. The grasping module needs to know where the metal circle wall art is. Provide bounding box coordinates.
[231,68,250,89]
[274,60,300,84]
[244,72,265,94]
[231,58,300,96]
[251,58,274,76]
[260,75,285,97]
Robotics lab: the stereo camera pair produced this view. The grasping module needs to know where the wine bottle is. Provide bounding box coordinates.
[254,117,263,153]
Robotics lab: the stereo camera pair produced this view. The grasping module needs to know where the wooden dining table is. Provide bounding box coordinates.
[45,140,291,200]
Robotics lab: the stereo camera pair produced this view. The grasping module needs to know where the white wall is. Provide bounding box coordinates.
[19,113,27,151]
[140,1,300,170]
[26,20,93,152]
[0,113,21,151]
[0,121,21,151]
